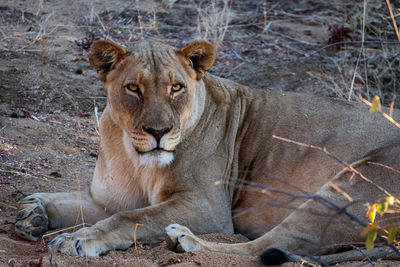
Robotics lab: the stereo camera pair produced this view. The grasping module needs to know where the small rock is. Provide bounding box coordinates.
[90,150,98,158]
[10,109,30,118]
[49,171,62,178]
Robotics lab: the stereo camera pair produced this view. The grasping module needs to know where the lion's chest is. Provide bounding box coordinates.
[91,164,165,213]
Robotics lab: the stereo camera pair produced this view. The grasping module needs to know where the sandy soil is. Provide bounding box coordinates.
[1,0,400,266]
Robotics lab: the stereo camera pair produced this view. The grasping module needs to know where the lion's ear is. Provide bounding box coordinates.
[89,40,127,82]
[181,41,216,80]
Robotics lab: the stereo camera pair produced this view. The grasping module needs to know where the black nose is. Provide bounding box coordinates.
[143,127,171,143]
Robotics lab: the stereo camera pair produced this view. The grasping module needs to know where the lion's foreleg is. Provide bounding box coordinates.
[15,190,109,241]
[48,196,230,257]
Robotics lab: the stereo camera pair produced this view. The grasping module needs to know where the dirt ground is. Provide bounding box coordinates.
[1,0,400,266]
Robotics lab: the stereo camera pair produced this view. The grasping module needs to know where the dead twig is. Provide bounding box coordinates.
[41,34,45,78]
[94,104,100,136]
[271,135,393,197]
[307,40,400,57]
[0,169,50,182]
[133,223,143,267]
[348,0,367,101]
[367,161,400,175]
[390,95,396,118]
[359,94,400,128]
[386,0,400,43]
[0,201,17,210]
[1,164,67,183]
[328,182,353,203]
[42,223,88,238]
[230,177,400,257]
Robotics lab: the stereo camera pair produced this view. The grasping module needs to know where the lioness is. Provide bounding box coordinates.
[15,39,400,264]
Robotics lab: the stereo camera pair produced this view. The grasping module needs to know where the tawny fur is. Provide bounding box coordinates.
[15,40,400,263]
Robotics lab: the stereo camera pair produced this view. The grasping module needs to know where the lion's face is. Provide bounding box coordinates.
[89,40,216,168]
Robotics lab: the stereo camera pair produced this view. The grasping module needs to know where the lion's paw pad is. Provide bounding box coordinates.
[15,196,49,241]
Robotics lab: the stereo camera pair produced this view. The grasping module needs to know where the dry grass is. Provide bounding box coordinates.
[195,0,231,50]
[3,0,398,109]
[310,0,400,106]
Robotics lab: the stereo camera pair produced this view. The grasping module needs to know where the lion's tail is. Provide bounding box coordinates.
[259,248,303,265]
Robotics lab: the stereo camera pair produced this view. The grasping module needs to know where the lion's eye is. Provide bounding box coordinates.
[126,84,140,93]
[171,83,184,93]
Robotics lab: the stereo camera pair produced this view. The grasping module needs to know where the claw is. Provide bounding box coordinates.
[48,233,87,257]
[49,233,74,254]
[75,239,83,256]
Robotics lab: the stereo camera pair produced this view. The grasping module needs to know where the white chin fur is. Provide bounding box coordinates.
[139,151,174,168]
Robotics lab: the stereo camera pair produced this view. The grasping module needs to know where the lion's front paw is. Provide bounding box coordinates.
[48,233,83,256]
[48,228,107,257]
[15,195,49,241]
[165,224,203,252]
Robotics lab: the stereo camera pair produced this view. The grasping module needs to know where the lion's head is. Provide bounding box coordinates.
[89,40,216,168]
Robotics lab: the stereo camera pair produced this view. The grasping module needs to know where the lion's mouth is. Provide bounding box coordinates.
[135,147,175,168]
[136,147,174,155]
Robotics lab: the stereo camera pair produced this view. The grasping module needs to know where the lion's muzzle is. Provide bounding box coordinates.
[142,126,172,145]
[128,126,181,168]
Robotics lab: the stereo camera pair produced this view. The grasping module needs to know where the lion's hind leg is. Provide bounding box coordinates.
[165,147,400,265]
[165,224,304,265]
[165,226,400,265]
[165,224,265,255]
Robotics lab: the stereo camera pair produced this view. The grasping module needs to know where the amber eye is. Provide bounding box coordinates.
[171,83,184,93]
[126,84,139,93]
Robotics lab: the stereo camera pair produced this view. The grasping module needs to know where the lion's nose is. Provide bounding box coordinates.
[143,127,171,143]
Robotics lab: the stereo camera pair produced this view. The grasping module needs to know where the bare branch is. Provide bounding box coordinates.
[359,94,400,129]
[272,134,393,197]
